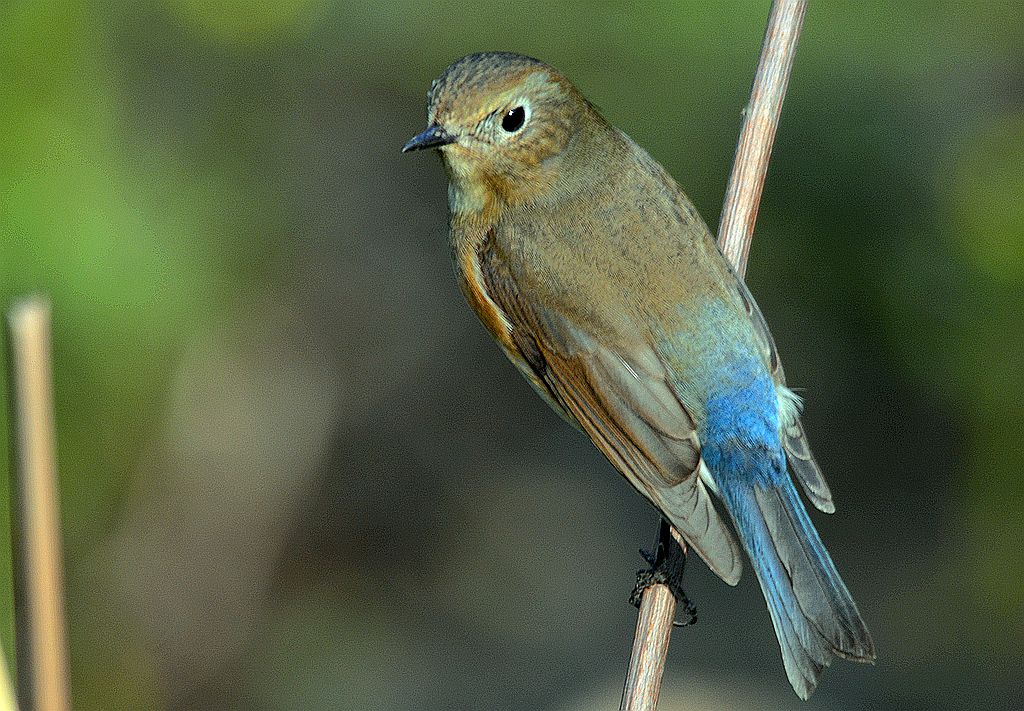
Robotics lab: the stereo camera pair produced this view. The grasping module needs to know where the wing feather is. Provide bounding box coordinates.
[479,240,742,584]
[734,278,835,513]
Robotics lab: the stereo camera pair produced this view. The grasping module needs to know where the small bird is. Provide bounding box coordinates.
[403,52,874,699]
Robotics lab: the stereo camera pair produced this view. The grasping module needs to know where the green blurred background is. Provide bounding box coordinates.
[1,1,1022,709]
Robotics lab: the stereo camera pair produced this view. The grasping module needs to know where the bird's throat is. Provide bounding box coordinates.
[445,166,506,228]
[447,179,490,217]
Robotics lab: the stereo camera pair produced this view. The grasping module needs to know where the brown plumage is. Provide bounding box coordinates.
[404,51,873,699]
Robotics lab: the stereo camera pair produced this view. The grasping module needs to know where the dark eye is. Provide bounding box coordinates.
[501,106,526,133]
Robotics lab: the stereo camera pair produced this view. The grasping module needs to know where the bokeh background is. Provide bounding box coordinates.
[1,1,1022,709]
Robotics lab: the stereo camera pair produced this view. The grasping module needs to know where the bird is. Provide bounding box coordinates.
[402,51,875,699]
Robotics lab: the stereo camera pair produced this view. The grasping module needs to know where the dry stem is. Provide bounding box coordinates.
[6,298,69,711]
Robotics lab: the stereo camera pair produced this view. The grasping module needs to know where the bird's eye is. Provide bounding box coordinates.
[501,106,526,133]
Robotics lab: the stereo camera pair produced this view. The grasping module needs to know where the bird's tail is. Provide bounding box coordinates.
[721,476,876,699]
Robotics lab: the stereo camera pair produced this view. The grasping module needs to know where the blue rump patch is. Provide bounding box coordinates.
[700,351,785,487]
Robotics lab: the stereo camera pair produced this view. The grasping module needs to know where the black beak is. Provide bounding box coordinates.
[402,124,457,153]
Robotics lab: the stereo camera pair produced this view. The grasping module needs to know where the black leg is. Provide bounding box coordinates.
[629,518,697,626]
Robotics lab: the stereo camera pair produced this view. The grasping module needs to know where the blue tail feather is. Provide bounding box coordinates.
[715,452,875,699]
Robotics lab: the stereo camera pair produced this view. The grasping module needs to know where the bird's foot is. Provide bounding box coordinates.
[629,523,698,626]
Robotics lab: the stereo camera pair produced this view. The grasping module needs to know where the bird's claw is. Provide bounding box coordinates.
[675,596,698,627]
[629,526,697,626]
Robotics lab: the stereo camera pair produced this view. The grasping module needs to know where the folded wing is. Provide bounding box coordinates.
[480,244,742,584]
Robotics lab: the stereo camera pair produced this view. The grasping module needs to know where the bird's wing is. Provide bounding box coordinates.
[733,277,835,513]
[479,244,743,584]
[636,143,835,514]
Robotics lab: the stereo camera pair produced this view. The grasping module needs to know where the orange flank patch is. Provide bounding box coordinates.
[457,240,517,354]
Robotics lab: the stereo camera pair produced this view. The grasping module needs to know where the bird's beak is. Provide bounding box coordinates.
[402,124,457,153]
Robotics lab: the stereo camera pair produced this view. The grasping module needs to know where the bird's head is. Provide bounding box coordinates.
[403,52,597,215]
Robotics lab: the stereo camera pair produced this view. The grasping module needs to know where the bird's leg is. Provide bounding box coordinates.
[629,519,697,626]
